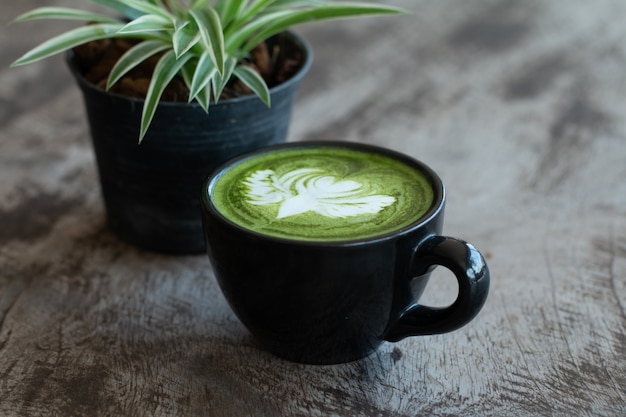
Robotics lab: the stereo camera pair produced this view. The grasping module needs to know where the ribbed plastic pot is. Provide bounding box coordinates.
[67,32,312,254]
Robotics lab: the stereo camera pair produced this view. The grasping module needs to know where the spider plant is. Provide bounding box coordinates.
[11,0,406,142]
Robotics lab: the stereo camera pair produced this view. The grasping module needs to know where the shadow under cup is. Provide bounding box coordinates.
[200,141,490,364]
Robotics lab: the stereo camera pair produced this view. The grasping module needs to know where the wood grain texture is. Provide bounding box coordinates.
[1,0,626,415]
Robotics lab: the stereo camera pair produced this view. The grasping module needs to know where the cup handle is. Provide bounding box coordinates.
[383,235,490,342]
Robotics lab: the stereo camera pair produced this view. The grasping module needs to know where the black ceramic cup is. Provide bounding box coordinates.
[200,141,490,364]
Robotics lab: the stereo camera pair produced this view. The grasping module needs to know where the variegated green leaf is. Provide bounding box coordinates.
[107,40,170,89]
[182,64,212,112]
[140,50,192,142]
[189,8,225,75]
[88,0,146,19]
[191,0,212,11]
[101,0,173,20]
[166,0,186,17]
[12,7,121,24]
[11,23,125,66]
[211,57,237,104]
[242,3,405,51]
[224,11,291,53]
[173,20,201,58]
[233,65,271,106]
[264,0,328,10]
[237,0,277,23]
[189,52,217,102]
[118,14,173,34]
[197,84,212,112]
[214,0,247,27]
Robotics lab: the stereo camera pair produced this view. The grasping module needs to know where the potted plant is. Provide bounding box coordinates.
[11,0,405,254]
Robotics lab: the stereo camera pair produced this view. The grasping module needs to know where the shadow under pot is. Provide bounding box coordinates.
[66,31,312,254]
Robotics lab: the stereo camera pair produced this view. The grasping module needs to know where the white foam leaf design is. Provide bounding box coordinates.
[243,168,396,219]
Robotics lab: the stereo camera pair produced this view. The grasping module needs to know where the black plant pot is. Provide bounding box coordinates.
[67,32,312,254]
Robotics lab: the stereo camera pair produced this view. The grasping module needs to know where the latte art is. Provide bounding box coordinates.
[210,146,435,241]
[244,168,396,219]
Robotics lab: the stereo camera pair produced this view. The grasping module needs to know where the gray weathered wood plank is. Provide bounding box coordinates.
[1,0,626,416]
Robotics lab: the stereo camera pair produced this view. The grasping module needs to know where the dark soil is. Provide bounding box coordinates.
[71,34,304,102]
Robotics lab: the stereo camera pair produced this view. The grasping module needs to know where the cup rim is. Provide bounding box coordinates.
[201,140,446,246]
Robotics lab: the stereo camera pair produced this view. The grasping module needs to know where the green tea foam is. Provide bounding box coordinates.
[210,146,434,241]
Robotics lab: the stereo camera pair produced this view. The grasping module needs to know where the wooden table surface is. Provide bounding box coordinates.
[2,0,626,415]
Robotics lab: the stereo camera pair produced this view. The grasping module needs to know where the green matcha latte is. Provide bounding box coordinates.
[209,145,435,241]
